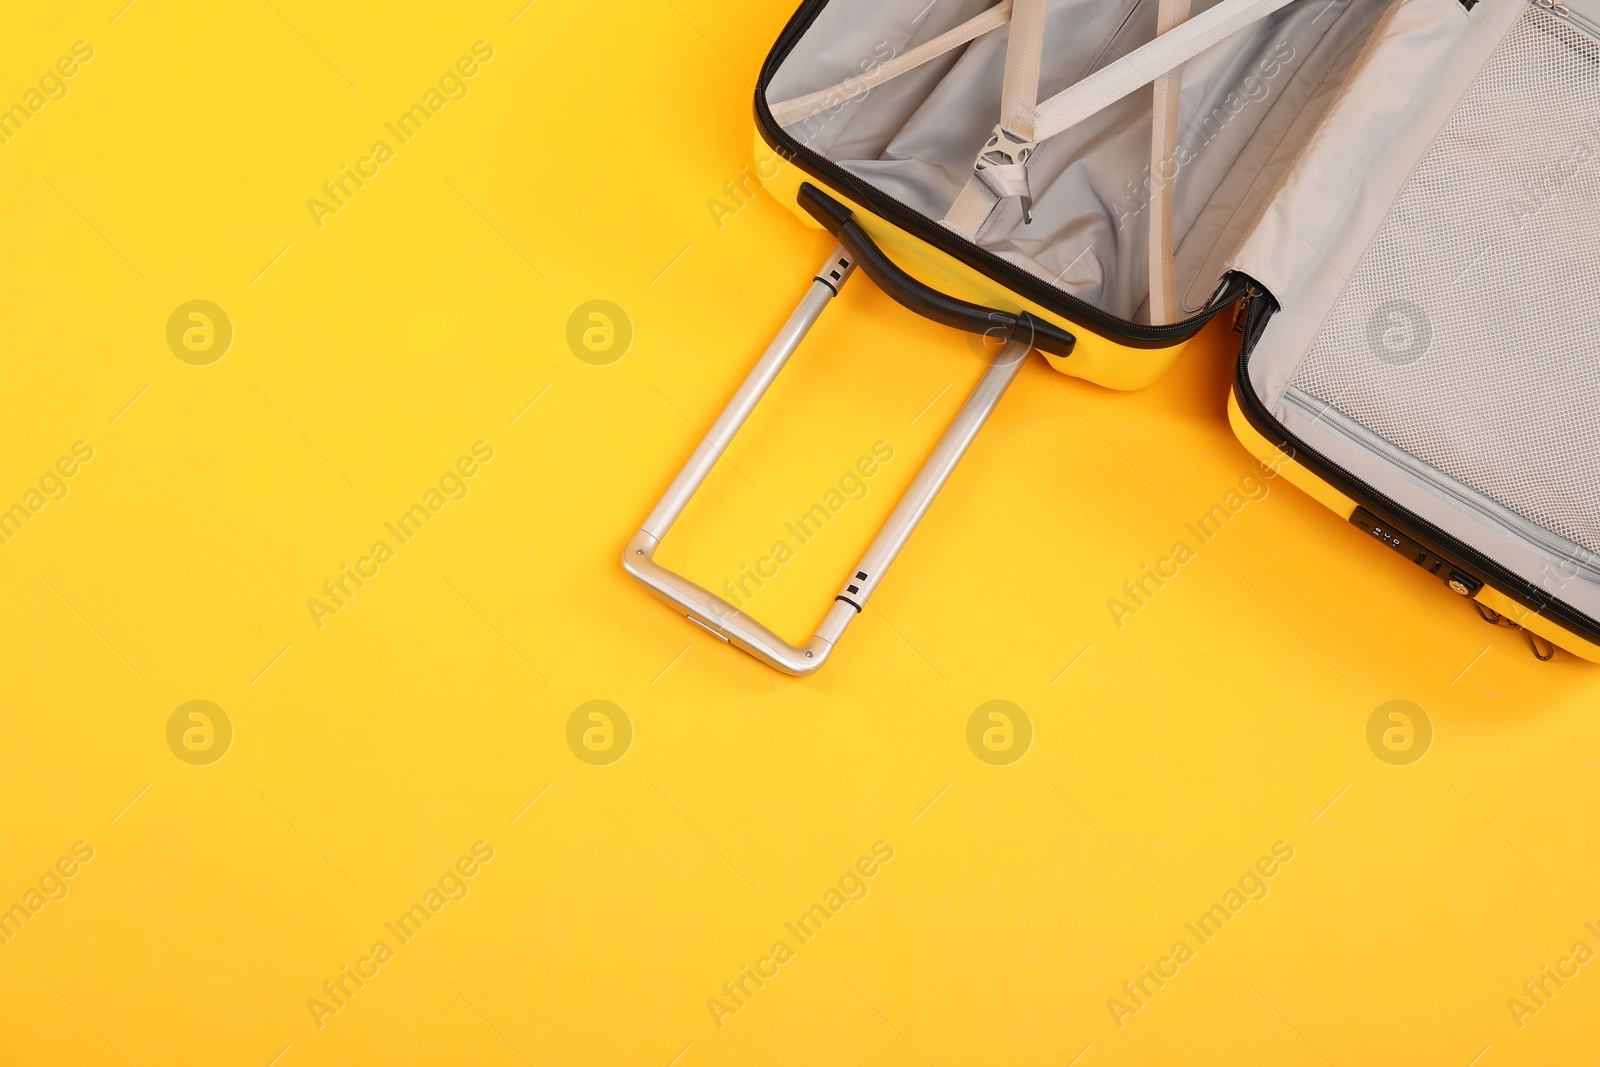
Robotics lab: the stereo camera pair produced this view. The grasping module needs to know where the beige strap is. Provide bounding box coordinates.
[1146,0,1192,325]
[767,2,1014,129]
[1032,0,1299,142]
[773,0,1297,297]
[944,0,1050,236]
[942,175,1000,239]
[951,0,1297,245]
[998,0,1048,138]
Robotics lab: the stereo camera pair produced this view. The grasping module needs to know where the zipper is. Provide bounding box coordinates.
[1232,285,1600,642]
[1280,388,1600,582]
[755,0,1248,350]
[1538,0,1600,39]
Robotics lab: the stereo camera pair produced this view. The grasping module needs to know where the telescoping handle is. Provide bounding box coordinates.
[623,200,1072,675]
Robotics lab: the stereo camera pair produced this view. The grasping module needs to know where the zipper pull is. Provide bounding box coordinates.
[1232,287,1258,333]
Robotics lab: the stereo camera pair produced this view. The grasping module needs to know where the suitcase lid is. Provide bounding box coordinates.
[1236,0,1600,646]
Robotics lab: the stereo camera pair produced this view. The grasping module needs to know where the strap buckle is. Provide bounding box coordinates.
[974,124,1038,223]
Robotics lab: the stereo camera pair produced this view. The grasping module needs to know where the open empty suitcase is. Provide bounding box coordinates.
[625,0,1600,672]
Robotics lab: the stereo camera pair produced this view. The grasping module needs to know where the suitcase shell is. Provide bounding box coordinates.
[748,0,1600,665]
[624,0,1600,671]
[1229,386,1600,663]
[1222,0,1600,663]
[749,130,1212,392]
[751,0,1252,391]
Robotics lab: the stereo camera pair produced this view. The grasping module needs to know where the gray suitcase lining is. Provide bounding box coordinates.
[771,0,1600,619]
[765,0,1395,323]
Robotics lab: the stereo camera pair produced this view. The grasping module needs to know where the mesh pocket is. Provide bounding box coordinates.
[1291,3,1600,555]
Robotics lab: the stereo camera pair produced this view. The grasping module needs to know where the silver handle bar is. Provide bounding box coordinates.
[623,245,1031,675]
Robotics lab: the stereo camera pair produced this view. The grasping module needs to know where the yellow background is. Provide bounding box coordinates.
[1,1,1597,1064]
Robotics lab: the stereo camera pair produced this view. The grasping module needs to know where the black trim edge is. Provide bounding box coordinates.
[754,0,1247,351]
[1231,279,1600,651]
[800,184,1077,358]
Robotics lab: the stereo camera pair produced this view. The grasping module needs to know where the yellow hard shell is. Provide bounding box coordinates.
[1227,391,1600,662]
[755,128,1193,391]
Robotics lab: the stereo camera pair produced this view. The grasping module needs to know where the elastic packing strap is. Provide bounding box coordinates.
[970,0,1050,223]
[944,0,1300,238]
[767,0,1301,309]
[767,2,1014,129]
[1147,0,1193,326]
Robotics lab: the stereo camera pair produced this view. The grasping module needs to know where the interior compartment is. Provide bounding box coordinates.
[764,0,1397,323]
[767,0,1600,637]
[1238,0,1600,618]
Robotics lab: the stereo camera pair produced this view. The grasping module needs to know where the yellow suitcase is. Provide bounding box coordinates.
[626,0,1600,670]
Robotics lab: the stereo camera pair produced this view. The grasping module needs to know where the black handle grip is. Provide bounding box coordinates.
[798,183,1076,359]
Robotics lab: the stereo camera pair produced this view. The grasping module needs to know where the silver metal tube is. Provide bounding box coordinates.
[622,247,1030,676]
[817,337,1030,644]
[642,249,855,539]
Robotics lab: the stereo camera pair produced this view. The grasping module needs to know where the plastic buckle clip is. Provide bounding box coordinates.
[974,124,1038,223]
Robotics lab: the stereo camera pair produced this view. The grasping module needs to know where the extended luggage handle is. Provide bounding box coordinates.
[623,196,1072,675]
